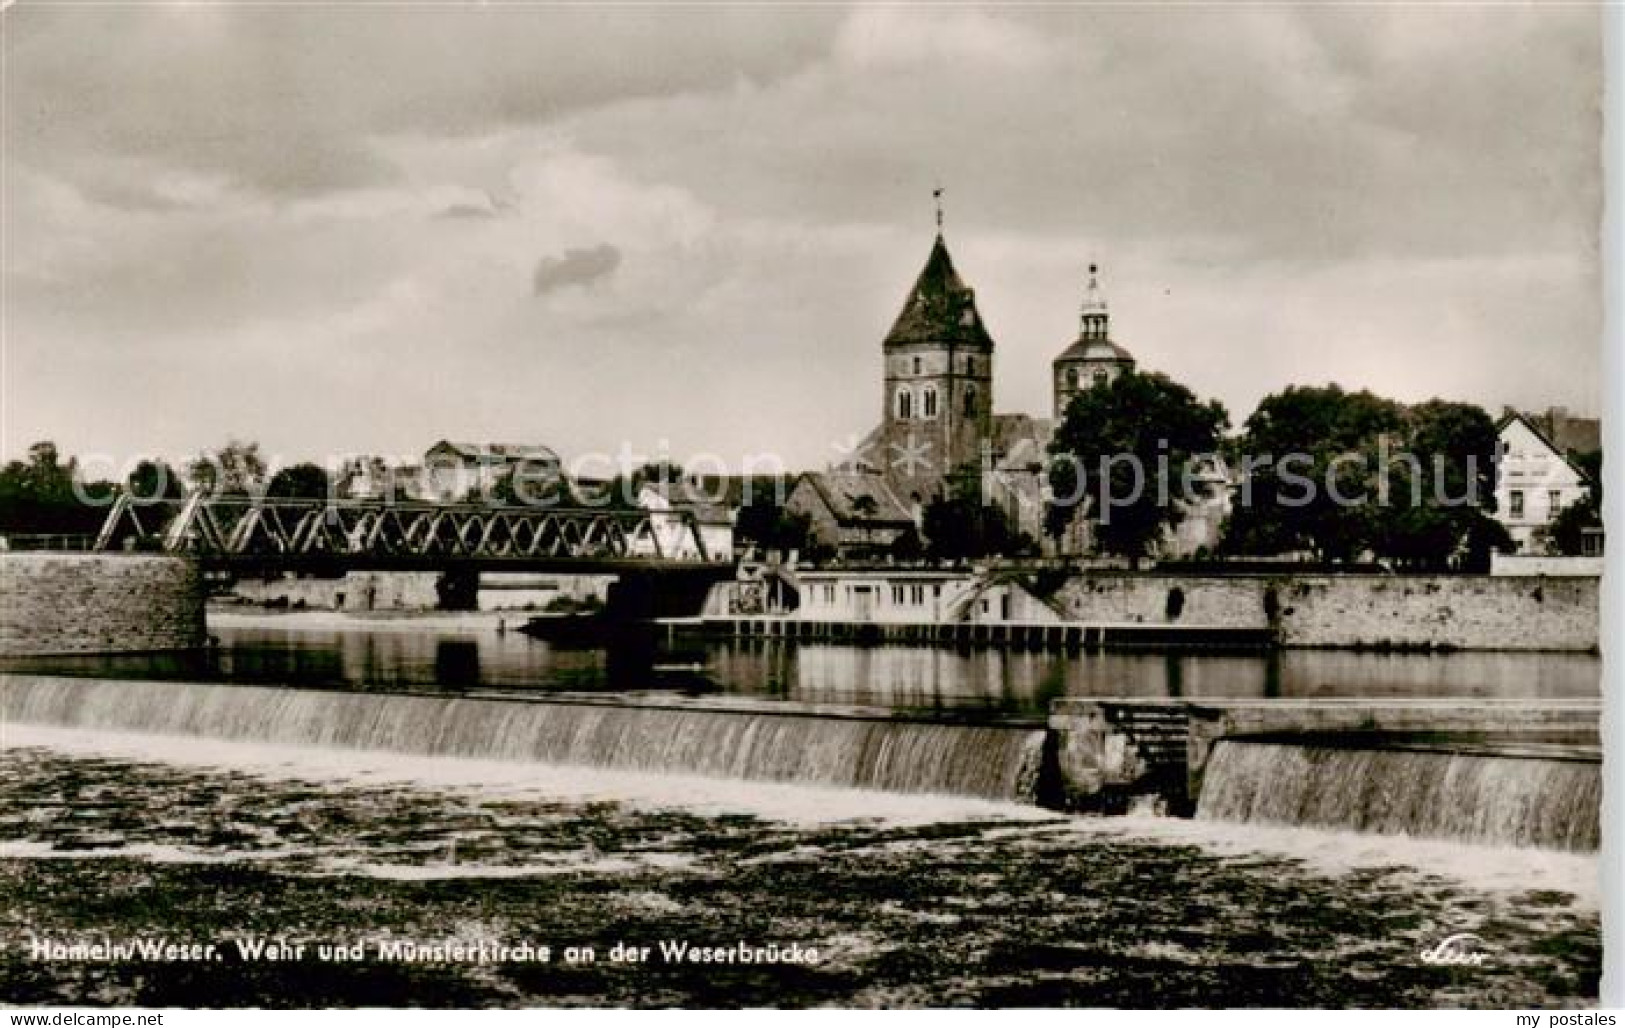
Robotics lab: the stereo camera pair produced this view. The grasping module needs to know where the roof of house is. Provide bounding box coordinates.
[636,480,734,525]
[883,234,995,350]
[1495,411,1594,483]
[793,471,915,526]
[1519,408,1601,456]
[426,441,561,465]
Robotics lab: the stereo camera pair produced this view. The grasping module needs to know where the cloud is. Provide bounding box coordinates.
[3,5,841,202]
[563,5,1600,267]
[1,5,1603,471]
[831,7,1059,69]
[532,244,623,296]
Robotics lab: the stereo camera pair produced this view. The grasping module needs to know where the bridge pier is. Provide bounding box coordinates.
[603,566,735,623]
[434,568,481,611]
[0,553,206,656]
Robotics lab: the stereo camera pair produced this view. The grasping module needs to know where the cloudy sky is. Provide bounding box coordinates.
[2,3,1604,473]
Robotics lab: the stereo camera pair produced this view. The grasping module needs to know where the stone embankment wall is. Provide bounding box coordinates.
[0,553,205,656]
[229,572,442,611]
[226,572,615,612]
[1050,573,1598,651]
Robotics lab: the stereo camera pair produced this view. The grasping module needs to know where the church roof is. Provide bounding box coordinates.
[990,414,1054,472]
[1053,337,1135,364]
[793,471,914,526]
[883,234,995,349]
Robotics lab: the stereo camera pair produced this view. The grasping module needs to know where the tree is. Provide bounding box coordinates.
[266,463,332,500]
[921,477,1031,562]
[188,440,267,496]
[1224,384,1406,562]
[1369,400,1504,570]
[127,460,185,503]
[0,441,116,535]
[1225,387,1505,568]
[734,497,816,555]
[334,456,408,500]
[1046,370,1228,565]
[1538,450,1603,556]
[589,462,687,510]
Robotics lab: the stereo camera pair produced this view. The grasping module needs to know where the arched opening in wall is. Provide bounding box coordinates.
[912,356,922,375]
[1263,586,1280,623]
[896,388,912,419]
[922,386,938,418]
[1093,369,1110,388]
[1165,587,1185,621]
[1066,368,1078,389]
[964,387,976,417]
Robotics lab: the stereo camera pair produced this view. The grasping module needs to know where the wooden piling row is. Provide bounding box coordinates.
[686,617,1273,651]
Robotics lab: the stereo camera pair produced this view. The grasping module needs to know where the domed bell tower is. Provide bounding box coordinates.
[1052,263,1135,419]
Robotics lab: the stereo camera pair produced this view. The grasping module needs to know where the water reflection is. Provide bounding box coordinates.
[0,623,1600,716]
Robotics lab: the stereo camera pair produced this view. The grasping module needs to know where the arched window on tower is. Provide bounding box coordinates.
[1093,369,1110,388]
[1066,368,1078,389]
[896,387,913,420]
[922,385,938,418]
[964,387,977,417]
[912,356,922,375]
[966,356,976,376]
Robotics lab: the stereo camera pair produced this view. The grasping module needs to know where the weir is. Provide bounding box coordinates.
[0,674,1047,802]
[1,675,1601,850]
[1195,738,1602,851]
[1046,697,1602,849]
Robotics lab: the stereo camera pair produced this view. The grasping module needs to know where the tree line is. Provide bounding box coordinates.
[3,379,1603,564]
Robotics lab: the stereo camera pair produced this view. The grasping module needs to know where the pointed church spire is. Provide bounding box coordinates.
[883,231,994,349]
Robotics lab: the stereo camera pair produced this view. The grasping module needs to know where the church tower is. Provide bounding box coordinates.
[1052,264,1135,419]
[878,231,995,501]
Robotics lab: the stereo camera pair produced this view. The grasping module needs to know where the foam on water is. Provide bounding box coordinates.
[2,723,1044,828]
[1,675,1045,801]
[3,723,1597,907]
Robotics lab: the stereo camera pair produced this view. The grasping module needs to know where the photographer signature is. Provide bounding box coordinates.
[1419,932,1491,966]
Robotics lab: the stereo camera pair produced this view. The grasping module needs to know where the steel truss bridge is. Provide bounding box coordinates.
[93,494,725,573]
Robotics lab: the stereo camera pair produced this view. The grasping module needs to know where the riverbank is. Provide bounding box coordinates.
[208,607,519,633]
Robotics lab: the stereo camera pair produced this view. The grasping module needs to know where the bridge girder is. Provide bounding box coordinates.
[93,494,725,574]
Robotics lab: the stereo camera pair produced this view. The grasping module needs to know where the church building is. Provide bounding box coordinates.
[788,220,1224,560]
[1052,264,1136,418]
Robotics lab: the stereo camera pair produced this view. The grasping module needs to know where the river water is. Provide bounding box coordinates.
[0,615,1601,717]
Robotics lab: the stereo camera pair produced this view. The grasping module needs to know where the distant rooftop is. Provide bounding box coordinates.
[1500,407,1601,457]
[425,441,561,465]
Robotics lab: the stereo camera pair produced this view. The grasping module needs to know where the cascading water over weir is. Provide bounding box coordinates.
[1194,737,1602,851]
[3,676,1602,850]
[0,675,1048,802]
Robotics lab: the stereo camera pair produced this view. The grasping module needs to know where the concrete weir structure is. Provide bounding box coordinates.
[1049,697,1602,833]
[0,668,1602,849]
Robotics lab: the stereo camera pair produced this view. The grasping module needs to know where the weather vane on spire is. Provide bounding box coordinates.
[933,185,944,232]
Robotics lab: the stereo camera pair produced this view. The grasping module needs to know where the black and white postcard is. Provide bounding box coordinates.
[0,2,1614,1012]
